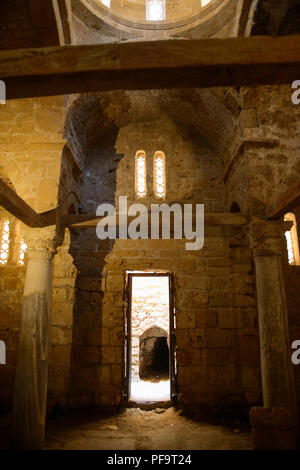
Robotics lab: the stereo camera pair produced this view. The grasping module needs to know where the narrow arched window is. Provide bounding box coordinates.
[153,151,166,199]
[18,238,27,265]
[14,223,27,266]
[0,219,10,265]
[284,213,300,265]
[135,150,147,198]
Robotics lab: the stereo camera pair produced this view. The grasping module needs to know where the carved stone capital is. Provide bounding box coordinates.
[246,217,286,257]
[24,227,62,261]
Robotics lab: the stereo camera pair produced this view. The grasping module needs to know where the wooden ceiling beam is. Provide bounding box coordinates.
[0,175,250,231]
[60,212,250,228]
[0,179,48,227]
[1,35,300,99]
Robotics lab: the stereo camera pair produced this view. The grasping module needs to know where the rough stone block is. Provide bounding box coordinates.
[196,309,217,328]
[206,328,231,349]
[106,275,124,292]
[188,329,206,348]
[177,366,206,385]
[208,365,235,385]
[185,290,209,308]
[176,309,196,329]
[209,291,229,307]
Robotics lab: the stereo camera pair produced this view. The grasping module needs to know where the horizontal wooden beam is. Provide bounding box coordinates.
[1,35,300,99]
[0,179,56,228]
[61,212,250,229]
[0,177,251,231]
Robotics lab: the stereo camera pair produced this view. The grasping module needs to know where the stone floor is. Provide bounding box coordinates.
[43,407,253,450]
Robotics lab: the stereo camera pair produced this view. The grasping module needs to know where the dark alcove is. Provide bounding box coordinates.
[139,329,169,382]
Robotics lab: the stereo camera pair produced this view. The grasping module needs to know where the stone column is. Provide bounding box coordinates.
[12,227,59,450]
[247,217,298,449]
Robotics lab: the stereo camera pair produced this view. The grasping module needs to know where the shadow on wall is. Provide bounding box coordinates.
[66,128,121,409]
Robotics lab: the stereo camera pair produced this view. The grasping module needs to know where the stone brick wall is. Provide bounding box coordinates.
[284,263,300,405]
[0,97,67,212]
[0,226,78,414]
[1,86,299,417]
[48,230,78,413]
[0,250,25,409]
[0,97,80,413]
[69,115,261,414]
[225,85,300,216]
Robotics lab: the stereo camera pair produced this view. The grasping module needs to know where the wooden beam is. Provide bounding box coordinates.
[0,179,56,227]
[1,35,300,100]
[0,179,41,227]
[61,212,250,229]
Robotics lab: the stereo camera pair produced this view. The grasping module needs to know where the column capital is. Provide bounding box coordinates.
[24,226,62,261]
[246,217,287,257]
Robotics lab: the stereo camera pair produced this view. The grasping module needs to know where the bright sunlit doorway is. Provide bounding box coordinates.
[124,273,177,404]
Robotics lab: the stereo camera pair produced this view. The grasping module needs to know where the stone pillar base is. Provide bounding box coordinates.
[250,407,297,450]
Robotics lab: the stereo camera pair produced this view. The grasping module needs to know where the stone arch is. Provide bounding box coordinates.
[64,89,237,167]
[139,326,169,381]
[230,201,242,213]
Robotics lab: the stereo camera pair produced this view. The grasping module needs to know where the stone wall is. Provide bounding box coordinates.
[68,114,261,414]
[0,97,80,414]
[284,265,300,404]
[225,85,300,217]
[0,215,25,409]
[0,86,299,418]
[283,201,300,405]
[0,227,78,414]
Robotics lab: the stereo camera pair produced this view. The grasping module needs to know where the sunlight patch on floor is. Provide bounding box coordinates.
[130,379,170,403]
